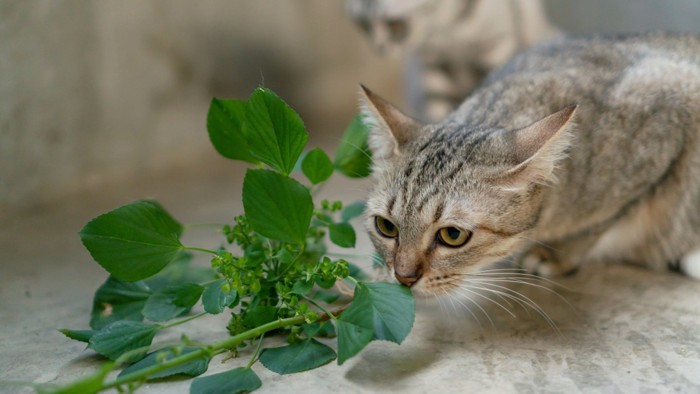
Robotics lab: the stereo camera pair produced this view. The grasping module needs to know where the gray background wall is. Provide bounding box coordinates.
[3,0,700,217]
[0,0,402,216]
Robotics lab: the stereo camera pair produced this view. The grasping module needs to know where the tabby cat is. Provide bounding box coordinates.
[361,33,700,299]
[346,0,558,121]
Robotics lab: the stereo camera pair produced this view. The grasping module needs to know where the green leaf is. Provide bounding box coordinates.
[143,283,204,322]
[302,321,336,338]
[314,273,336,289]
[90,276,152,330]
[334,115,372,178]
[88,321,158,361]
[341,200,366,222]
[329,222,356,248]
[242,305,277,329]
[290,279,314,295]
[43,362,114,394]
[245,88,308,175]
[207,98,258,164]
[301,148,334,184]
[190,367,262,394]
[335,282,415,364]
[202,279,238,314]
[118,347,209,380]
[79,200,184,282]
[312,289,340,304]
[363,282,415,344]
[242,169,313,244]
[145,252,216,291]
[335,285,374,364]
[348,263,370,281]
[59,328,97,343]
[259,339,336,375]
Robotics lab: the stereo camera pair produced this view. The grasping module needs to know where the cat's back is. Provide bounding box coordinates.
[454,32,700,128]
[451,32,700,249]
[487,32,700,85]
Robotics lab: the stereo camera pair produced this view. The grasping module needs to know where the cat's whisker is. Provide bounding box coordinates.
[515,235,562,253]
[462,277,574,310]
[465,269,572,290]
[441,286,485,329]
[446,282,516,320]
[464,270,573,289]
[456,282,533,317]
[452,279,517,309]
[433,288,449,317]
[464,281,561,335]
[442,287,460,318]
[445,284,497,327]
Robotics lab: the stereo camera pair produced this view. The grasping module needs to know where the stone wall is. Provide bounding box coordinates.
[4,0,700,215]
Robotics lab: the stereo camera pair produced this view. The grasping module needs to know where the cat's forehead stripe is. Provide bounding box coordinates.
[433,200,445,223]
[387,195,396,216]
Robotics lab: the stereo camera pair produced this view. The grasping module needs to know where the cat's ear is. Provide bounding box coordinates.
[501,105,577,188]
[358,85,423,160]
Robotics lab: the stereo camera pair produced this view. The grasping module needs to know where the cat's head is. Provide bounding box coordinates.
[359,86,576,296]
[345,0,473,55]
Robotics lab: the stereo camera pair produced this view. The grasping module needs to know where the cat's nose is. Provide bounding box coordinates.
[395,271,422,287]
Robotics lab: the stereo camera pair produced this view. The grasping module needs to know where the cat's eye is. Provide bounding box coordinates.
[437,227,472,247]
[375,216,399,238]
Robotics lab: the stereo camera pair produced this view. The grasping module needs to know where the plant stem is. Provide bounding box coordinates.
[183,223,227,230]
[302,295,336,320]
[183,246,219,255]
[246,334,265,369]
[98,315,306,392]
[158,312,207,329]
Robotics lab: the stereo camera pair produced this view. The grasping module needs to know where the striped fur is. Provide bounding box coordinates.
[363,33,700,297]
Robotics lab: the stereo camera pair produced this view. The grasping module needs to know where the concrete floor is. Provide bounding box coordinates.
[2,157,700,393]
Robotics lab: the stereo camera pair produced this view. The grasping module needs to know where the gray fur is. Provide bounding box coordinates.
[363,32,700,296]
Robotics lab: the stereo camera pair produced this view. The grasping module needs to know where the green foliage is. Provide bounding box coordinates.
[329,222,356,248]
[202,279,238,314]
[207,88,307,175]
[190,368,262,394]
[335,282,414,364]
[302,148,334,184]
[118,347,210,380]
[88,321,158,361]
[362,282,415,343]
[242,169,313,244]
[206,98,257,164]
[79,200,184,282]
[89,277,152,330]
[52,87,414,394]
[259,339,336,374]
[142,283,204,322]
[335,288,375,364]
[340,200,366,222]
[334,115,372,178]
[40,362,114,394]
[59,328,97,343]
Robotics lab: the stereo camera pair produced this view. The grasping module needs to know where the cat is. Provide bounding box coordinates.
[360,32,700,300]
[346,0,559,121]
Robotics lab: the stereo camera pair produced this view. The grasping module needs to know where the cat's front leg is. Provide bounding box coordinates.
[519,233,601,277]
[520,246,580,277]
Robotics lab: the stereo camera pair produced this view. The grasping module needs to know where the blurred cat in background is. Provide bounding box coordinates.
[346,0,559,121]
